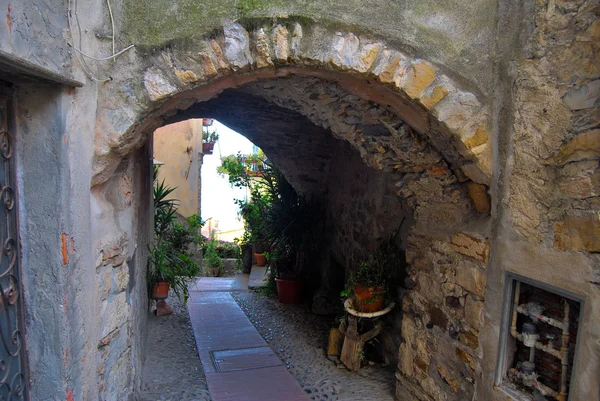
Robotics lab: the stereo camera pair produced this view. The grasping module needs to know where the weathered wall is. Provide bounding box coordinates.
[14,78,101,400]
[91,147,152,401]
[0,0,71,77]
[1,0,598,400]
[154,119,203,218]
[480,0,600,400]
[117,0,497,96]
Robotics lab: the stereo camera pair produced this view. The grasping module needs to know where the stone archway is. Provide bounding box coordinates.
[91,20,494,401]
[92,21,492,189]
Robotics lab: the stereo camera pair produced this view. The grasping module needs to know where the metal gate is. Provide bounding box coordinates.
[0,94,27,400]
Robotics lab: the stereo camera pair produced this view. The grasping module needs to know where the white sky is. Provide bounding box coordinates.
[201,120,254,232]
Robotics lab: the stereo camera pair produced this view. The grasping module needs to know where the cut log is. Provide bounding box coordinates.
[339,315,384,372]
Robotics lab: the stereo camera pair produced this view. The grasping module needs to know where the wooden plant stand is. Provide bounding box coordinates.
[338,299,395,372]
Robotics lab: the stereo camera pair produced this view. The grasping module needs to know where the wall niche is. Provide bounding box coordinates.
[496,275,583,401]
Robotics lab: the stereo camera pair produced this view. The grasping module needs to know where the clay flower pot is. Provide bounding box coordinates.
[353,285,385,313]
[202,142,215,152]
[152,282,170,300]
[254,253,267,267]
[275,278,304,304]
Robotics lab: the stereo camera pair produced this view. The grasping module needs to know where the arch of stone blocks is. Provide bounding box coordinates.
[92,21,493,192]
[90,19,497,401]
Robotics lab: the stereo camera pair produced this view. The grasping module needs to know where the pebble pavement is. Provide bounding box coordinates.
[231,291,396,401]
[139,296,212,401]
[140,287,395,401]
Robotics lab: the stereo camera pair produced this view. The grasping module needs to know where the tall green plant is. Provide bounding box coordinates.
[149,165,203,304]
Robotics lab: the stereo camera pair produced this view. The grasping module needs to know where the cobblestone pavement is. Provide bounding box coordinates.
[231,291,395,401]
[139,296,212,401]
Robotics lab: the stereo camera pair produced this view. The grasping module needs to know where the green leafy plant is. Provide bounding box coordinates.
[204,241,224,270]
[202,128,219,143]
[148,166,203,304]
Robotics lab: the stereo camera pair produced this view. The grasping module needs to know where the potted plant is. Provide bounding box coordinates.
[203,240,223,277]
[148,166,202,309]
[343,234,399,313]
[202,128,219,153]
[348,256,387,312]
[263,169,324,304]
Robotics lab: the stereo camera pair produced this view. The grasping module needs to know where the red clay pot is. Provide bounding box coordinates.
[202,142,215,152]
[152,282,170,300]
[275,278,304,304]
[254,253,267,267]
[353,285,385,312]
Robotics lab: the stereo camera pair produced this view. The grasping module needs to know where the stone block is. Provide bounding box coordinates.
[418,272,443,304]
[403,61,437,99]
[224,23,253,70]
[436,364,459,393]
[254,28,273,68]
[458,332,479,350]
[100,292,128,337]
[562,79,600,110]
[420,85,449,110]
[420,377,446,401]
[464,294,483,331]
[174,69,198,83]
[209,40,228,69]
[399,342,414,377]
[550,129,600,166]
[143,68,177,101]
[273,25,289,62]
[451,233,490,263]
[554,214,600,252]
[290,23,303,60]
[455,260,486,297]
[466,182,490,213]
[402,314,417,347]
[114,262,129,293]
[455,348,476,370]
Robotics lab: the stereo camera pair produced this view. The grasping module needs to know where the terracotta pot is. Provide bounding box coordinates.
[353,285,386,312]
[205,265,220,277]
[254,253,267,267]
[202,142,215,152]
[275,278,304,304]
[152,282,170,300]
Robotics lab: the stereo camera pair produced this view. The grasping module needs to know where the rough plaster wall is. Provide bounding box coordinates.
[92,147,152,401]
[154,119,202,218]
[0,0,71,76]
[16,83,69,400]
[15,77,99,400]
[481,0,600,400]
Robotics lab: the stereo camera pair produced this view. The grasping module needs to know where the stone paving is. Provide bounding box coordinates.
[139,295,211,401]
[140,273,395,401]
[232,292,396,401]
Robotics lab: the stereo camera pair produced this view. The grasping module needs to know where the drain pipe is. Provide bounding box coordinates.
[510,281,521,339]
[557,300,570,401]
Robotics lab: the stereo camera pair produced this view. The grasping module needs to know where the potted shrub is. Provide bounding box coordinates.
[202,128,219,153]
[343,234,399,313]
[203,240,223,277]
[148,166,202,308]
[264,171,324,304]
[348,256,387,313]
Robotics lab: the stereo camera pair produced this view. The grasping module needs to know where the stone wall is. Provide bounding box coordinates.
[1,0,598,400]
[91,147,152,401]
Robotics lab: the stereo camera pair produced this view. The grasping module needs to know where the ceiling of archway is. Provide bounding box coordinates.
[166,75,480,225]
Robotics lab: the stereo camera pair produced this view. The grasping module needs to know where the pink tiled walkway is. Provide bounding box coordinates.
[188,282,310,401]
